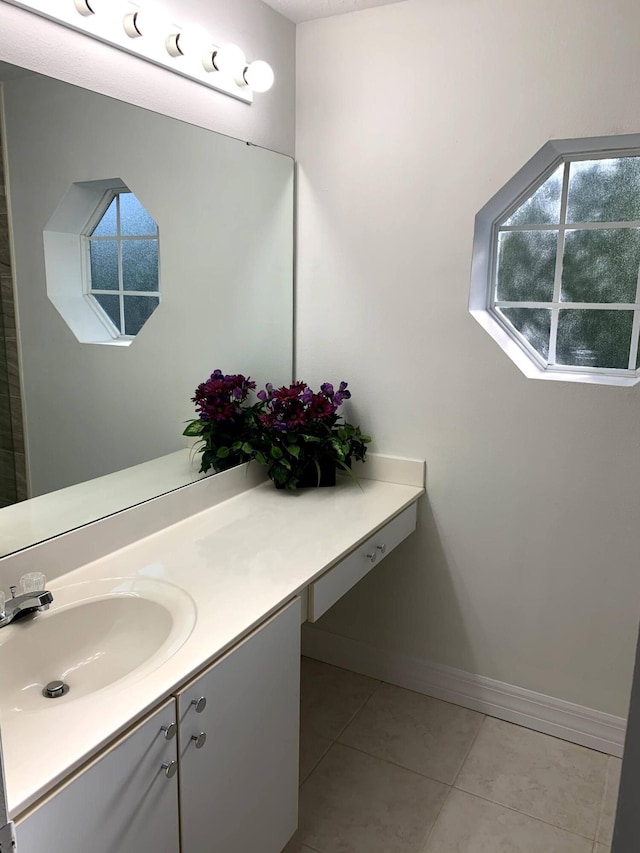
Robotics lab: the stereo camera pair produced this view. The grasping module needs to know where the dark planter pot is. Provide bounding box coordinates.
[298,457,337,488]
[275,457,337,489]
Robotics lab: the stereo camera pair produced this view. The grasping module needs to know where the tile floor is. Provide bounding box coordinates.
[283,658,621,853]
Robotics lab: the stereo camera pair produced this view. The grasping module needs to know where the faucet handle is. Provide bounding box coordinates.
[20,572,47,594]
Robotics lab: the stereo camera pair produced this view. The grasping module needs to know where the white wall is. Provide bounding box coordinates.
[0,0,295,156]
[3,73,293,495]
[296,0,640,717]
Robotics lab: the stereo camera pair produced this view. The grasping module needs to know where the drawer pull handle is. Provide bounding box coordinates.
[191,696,207,713]
[377,543,387,555]
[191,732,207,749]
[161,723,177,740]
[162,761,178,779]
[366,551,377,563]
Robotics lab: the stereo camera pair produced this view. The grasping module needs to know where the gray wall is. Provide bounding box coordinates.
[296,0,640,717]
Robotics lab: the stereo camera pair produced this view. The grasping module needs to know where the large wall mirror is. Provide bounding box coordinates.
[0,62,294,558]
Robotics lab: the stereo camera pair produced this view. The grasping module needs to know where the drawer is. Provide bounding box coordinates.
[308,502,417,622]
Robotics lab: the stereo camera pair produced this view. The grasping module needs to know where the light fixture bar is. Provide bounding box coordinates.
[2,0,275,104]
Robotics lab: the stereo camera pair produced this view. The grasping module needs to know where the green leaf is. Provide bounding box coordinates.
[271,446,284,460]
[255,451,267,466]
[231,441,243,451]
[183,420,205,437]
[280,458,291,470]
[272,465,288,485]
[288,444,300,458]
[242,442,253,455]
[216,446,230,458]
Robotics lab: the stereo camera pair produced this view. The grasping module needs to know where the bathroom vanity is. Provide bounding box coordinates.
[0,455,424,853]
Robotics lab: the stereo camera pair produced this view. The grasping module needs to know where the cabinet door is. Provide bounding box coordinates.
[178,598,301,853]
[16,699,179,853]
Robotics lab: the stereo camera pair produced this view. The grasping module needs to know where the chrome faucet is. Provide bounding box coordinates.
[0,574,53,628]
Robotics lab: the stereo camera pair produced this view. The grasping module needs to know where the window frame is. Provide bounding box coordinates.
[81,188,160,341]
[470,134,640,386]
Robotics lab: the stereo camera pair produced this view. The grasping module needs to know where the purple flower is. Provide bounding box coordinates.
[256,378,352,433]
[190,369,256,423]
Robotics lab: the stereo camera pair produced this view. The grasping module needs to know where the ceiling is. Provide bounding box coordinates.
[262,0,407,24]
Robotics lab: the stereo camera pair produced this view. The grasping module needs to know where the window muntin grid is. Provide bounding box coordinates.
[492,156,640,375]
[86,191,159,338]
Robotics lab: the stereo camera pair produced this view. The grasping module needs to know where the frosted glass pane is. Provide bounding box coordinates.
[123,296,159,335]
[567,157,640,223]
[91,198,117,236]
[556,309,633,369]
[496,230,557,301]
[561,228,640,303]
[504,165,563,226]
[89,241,118,290]
[122,240,159,292]
[500,307,551,360]
[119,193,157,236]
[93,294,121,332]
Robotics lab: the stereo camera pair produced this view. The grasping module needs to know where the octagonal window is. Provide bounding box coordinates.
[470,135,640,386]
[85,190,160,338]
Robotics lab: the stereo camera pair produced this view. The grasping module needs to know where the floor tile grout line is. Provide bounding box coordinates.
[592,755,610,847]
[330,678,382,744]
[418,782,456,853]
[452,784,598,842]
[328,739,598,845]
[298,738,333,788]
[332,740,455,788]
[449,712,487,788]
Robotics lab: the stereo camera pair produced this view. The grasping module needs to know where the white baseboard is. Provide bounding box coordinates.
[301,625,626,757]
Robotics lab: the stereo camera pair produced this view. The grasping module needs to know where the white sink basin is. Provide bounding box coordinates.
[0,576,196,712]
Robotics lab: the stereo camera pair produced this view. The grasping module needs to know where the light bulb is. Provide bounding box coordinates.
[123,8,167,39]
[171,24,211,59]
[206,43,246,77]
[74,0,124,18]
[243,60,274,93]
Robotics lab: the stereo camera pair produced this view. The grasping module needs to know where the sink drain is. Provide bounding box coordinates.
[42,680,69,699]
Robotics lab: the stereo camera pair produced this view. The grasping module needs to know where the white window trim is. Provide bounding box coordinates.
[469,133,640,386]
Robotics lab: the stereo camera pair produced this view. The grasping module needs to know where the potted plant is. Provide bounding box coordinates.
[183,370,262,473]
[252,380,371,489]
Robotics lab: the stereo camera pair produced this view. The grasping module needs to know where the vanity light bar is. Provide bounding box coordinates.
[3,0,276,104]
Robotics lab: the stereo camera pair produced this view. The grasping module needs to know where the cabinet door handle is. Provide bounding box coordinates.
[376,543,387,555]
[191,696,207,713]
[191,732,207,749]
[162,761,178,779]
[366,551,377,563]
[161,722,177,740]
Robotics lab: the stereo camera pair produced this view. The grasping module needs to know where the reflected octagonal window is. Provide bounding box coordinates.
[85,190,159,338]
[470,136,640,386]
[43,178,161,346]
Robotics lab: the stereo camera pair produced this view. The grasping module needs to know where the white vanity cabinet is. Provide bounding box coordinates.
[308,503,417,621]
[177,597,301,853]
[15,699,179,853]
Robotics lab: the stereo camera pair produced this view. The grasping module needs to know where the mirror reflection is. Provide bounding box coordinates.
[0,64,294,558]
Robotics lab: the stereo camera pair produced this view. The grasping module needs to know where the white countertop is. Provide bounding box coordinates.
[2,467,423,818]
